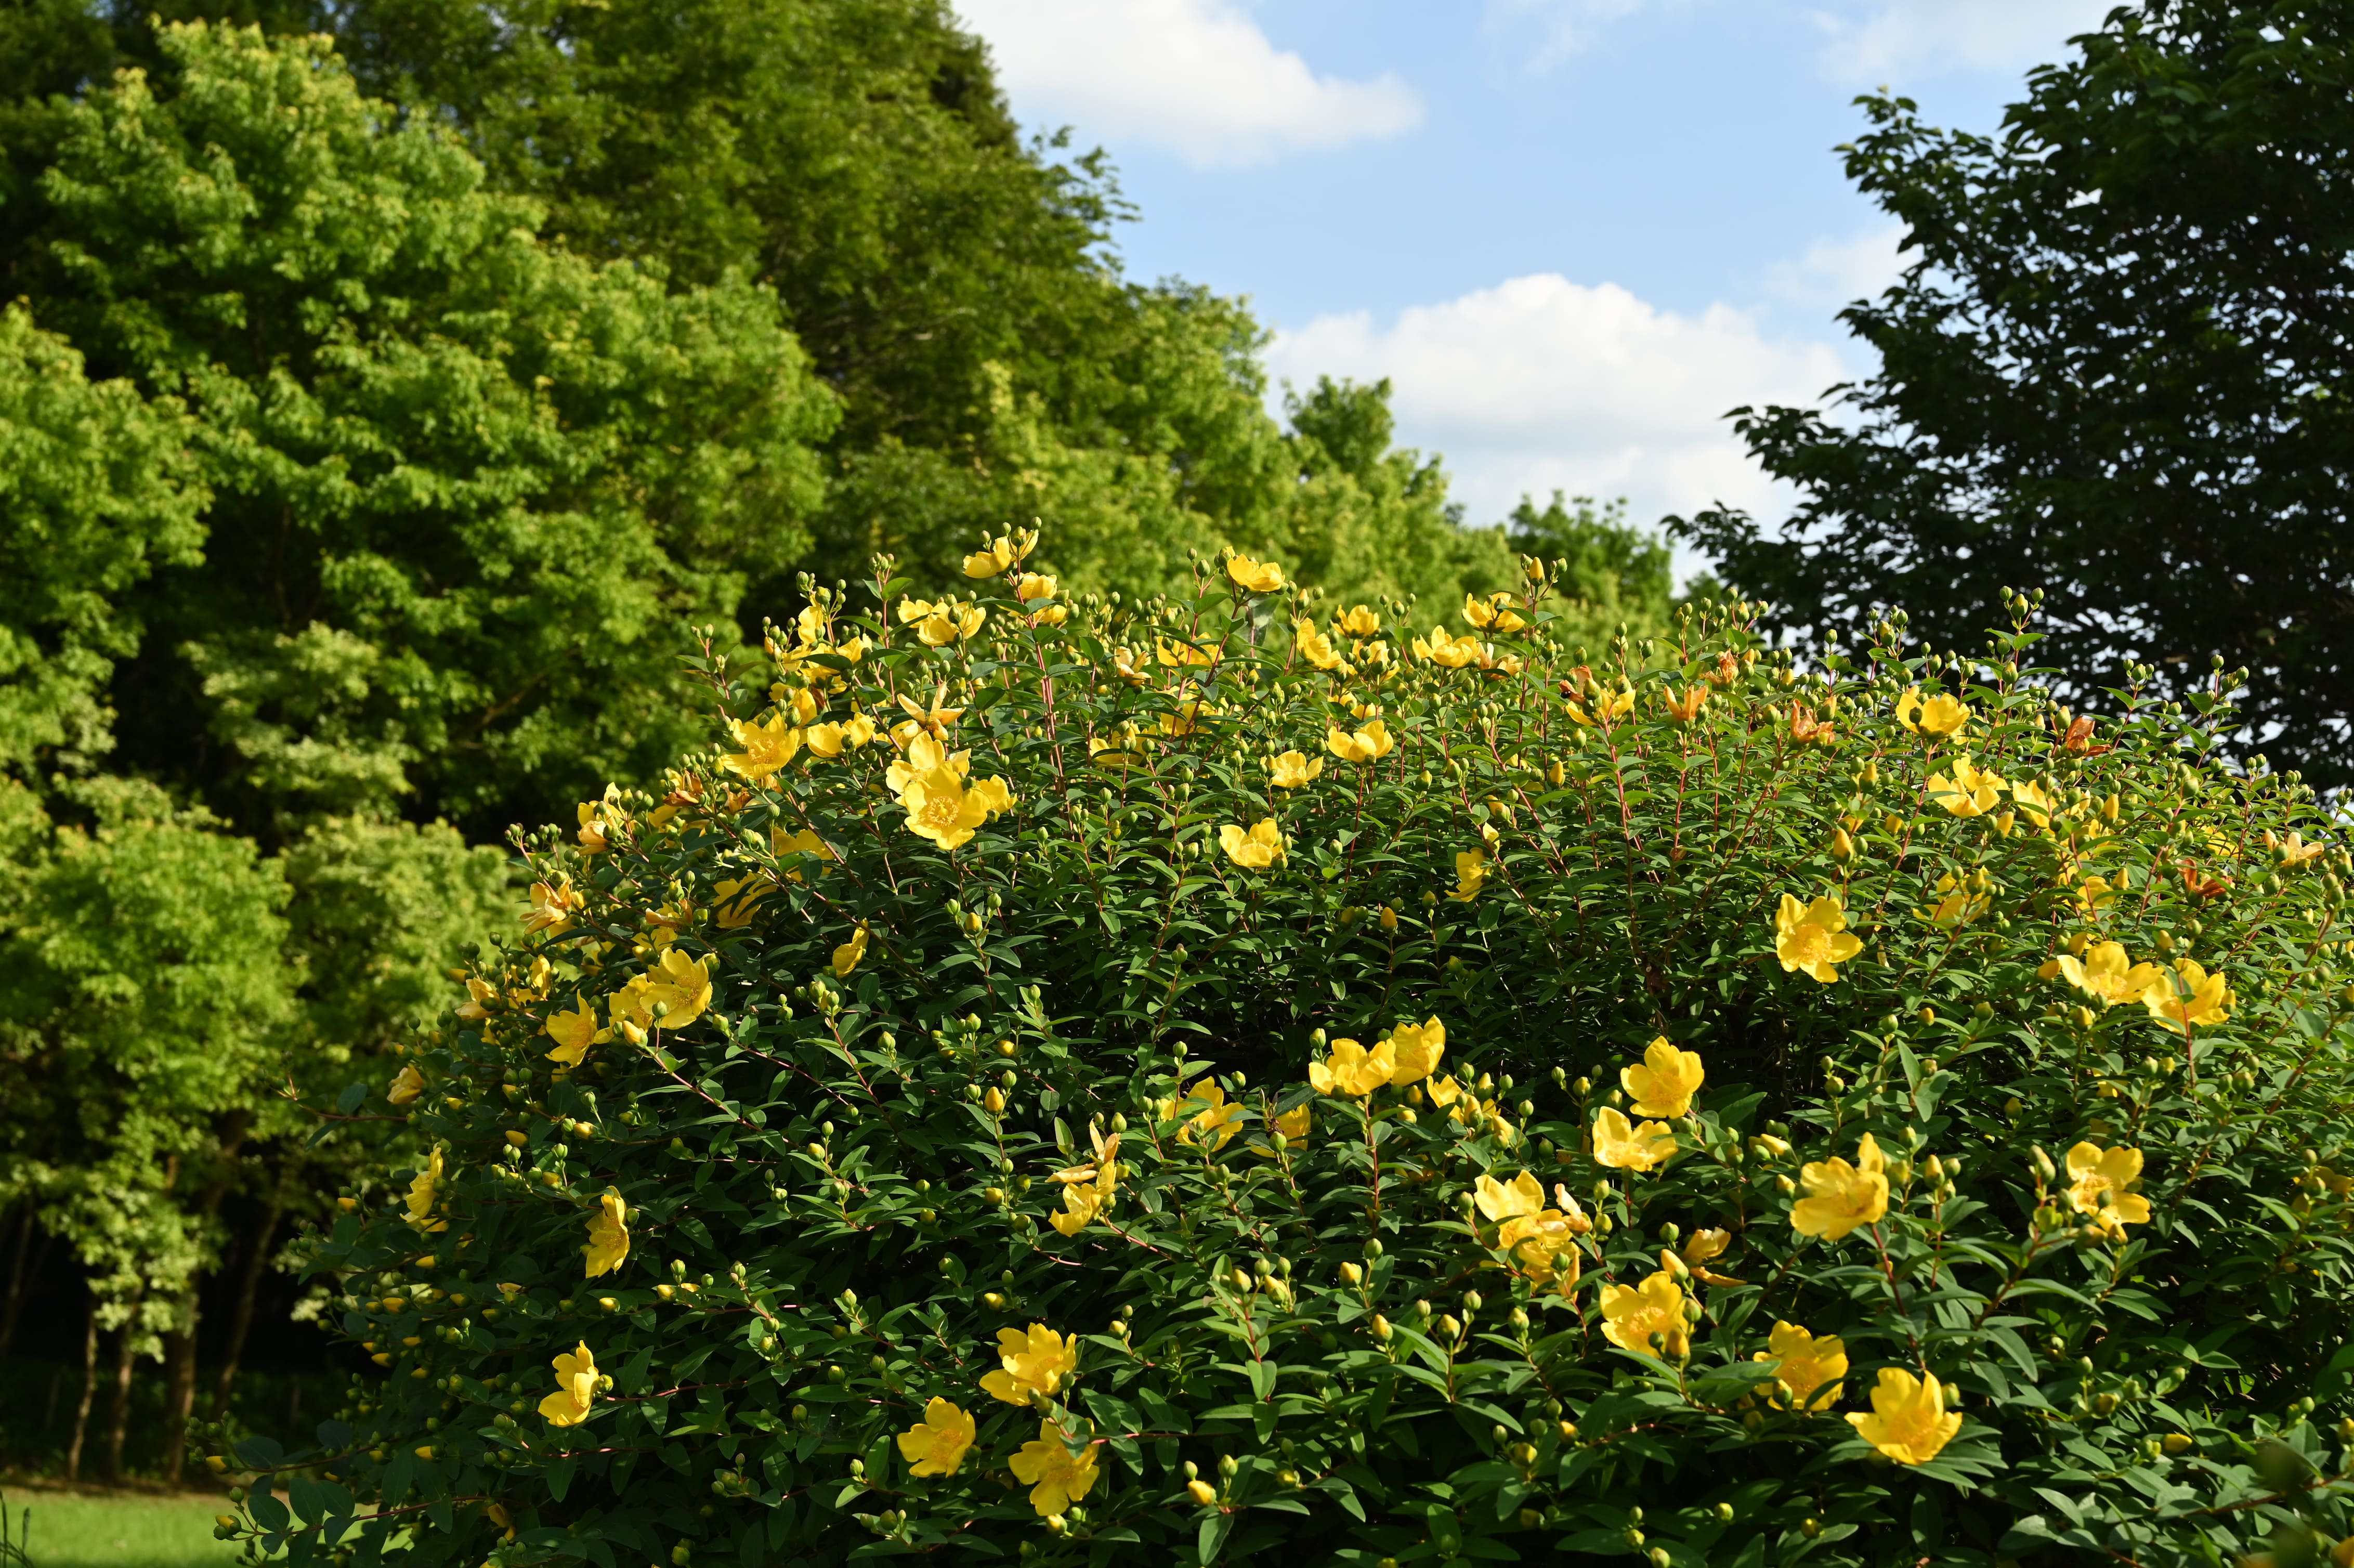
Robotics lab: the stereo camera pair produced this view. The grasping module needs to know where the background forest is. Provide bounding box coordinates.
[0,0,1673,1486]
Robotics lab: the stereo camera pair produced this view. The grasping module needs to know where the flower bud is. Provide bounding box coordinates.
[1186,1480,1217,1506]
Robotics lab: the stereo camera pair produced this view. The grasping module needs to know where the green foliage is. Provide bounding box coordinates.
[1505,491,1675,650]
[16,20,836,838]
[0,777,296,1310]
[0,303,204,773]
[241,545,2354,1566]
[1676,0,2354,786]
[23,2,1586,621]
[1272,376,1518,618]
[282,816,520,1070]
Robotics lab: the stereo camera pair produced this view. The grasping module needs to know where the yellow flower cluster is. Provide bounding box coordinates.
[1307,1017,1446,1097]
[1048,1124,1121,1237]
[2050,940,2232,1033]
[890,733,1014,853]
[883,1324,1098,1519]
[1474,1171,1587,1291]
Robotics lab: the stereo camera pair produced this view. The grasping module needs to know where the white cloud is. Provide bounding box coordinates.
[1480,0,1649,71]
[953,0,1422,167]
[1812,0,2115,80]
[1266,274,1849,539]
[1763,223,1908,308]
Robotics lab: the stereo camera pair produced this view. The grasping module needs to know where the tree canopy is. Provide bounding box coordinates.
[1675,0,2354,784]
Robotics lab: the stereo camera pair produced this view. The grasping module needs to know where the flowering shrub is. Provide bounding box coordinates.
[223,536,2354,1567]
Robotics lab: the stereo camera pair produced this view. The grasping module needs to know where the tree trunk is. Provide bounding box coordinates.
[0,1207,34,1358]
[63,1302,97,1484]
[102,1291,142,1484]
[159,1289,201,1485]
[210,1187,284,1421]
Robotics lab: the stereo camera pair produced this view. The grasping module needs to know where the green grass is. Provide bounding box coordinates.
[0,1489,241,1568]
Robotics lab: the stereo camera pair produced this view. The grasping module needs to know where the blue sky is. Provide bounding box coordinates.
[952,0,2115,570]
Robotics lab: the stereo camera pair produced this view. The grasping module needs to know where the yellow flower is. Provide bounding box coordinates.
[1010,1421,1100,1518]
[2010,778,2058,829]
[609,949,714,1035]
[972,776,1015,817]
[1218,820,1286,869]
[720,714,802,782]
[1336,605,1381,637]
[582,1192,630,1277]
[804,721,851,760]
[1294,619,1344,671]
[1923,887,1990,929]
[787,687,822,726]
[456,973,496,1021]
[1048,1181,1101,1238]
[1847,1367,1961,1464]
[538,1342,599,1428]
[1591,1107,1675,1171]
[1925,755,2006,817]
[1161,698,1218,737]
[897,736,995,852]
[2065,1142,2151,1235]
[771,827,834,881]
[1565,683,1636,726]
[1156,636,1223,670]
[2143,957,2231,1034]
[1462,591,1526,633]
[1660,685,1708,723]
[1226,553,1287,593]
[1016,572,1058,603]
[2072,874,2119,917]
[1052,1123,1121,1192]
[1774,894,1864,983]
[1680,1227,1729,1264]
[1449,846,1488,901]
[404,1148,447,1230]
[897,1398,977,1476]
[1384,1016,1446,1084]
[1598,1270,1690,1358]
[524,876,580,935]
[2280,830,2326,866]
[1791,1133,1889,1240]
[1475,1171,1546,1222]
[1176,1079,1246,1149]
[1326,718,1393,763]
[832,924,870,978]
[1413,625,1483,669]
[917,603,986,646]
[387,1063,426,1106]
[979,1324,1079,1406]
[1621,1036,1704,1118]
[963,541,1014,578]
[1268,751,1324,789]
[1275,1104,1311,1142]
[1498,1209,1583,1288]
[2054,942,2162,1008]
[543,998,607,1067]
[1895,686,1971,739]
[895,688,966,738]
[1754,1322,1847,1412]
[1307,1038,1395,1097]
[713,873,774,929]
